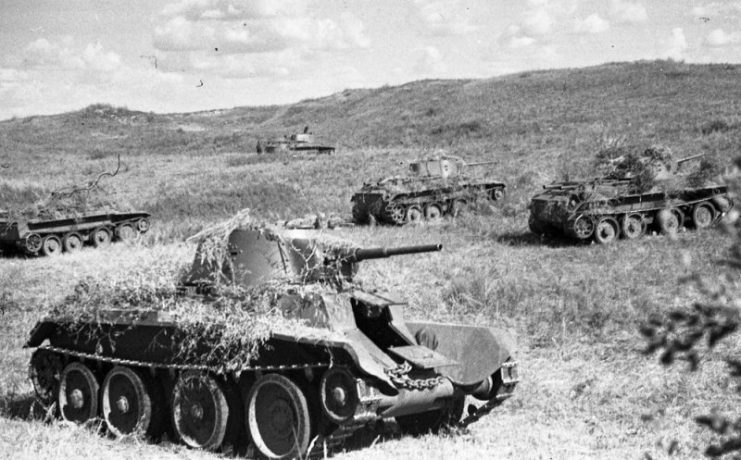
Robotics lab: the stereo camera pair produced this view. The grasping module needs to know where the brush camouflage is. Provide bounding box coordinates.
[351,155,506,225]
[25,214,517,458]
[529,150,733,244]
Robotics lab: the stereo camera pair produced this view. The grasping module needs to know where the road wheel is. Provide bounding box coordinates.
[657,209,680,235]
[172,372,229,451]
[594,218,618,244]
[572,215,594,240]
[24,233,42,254]
[621,214,644,240]
[62,233,83,253]
[247,374,311,460]
[492,188,505,201]
[59,362,100,424]
[91,227,112,247]
[41,236,62,256]
[115,224,136,242]
[424,204,443,221]
[397,396,465,435]
[692,203,714,229]
[102,366,156,437]
[29,349,63,408]
[406,205,424,224]
[385,203,406,225]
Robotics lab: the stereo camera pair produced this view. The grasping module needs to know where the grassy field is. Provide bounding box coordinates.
[1,60,741,459]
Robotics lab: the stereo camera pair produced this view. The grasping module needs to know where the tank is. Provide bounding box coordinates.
[260,126,336,155]
[0,210,151,256]
[25,216,518,458]
[528,152,734,244]
[351,155,506,225]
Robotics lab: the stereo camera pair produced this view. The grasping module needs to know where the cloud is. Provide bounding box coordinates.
[704,28,741,47]
[609,0,647,24]
[413,46,446,75]
[665,27,688,60]
[574,13,610,34]
[15,38,122,72]
[523,7,554,36]
[411,0,478,36]
[160,0,307,21]
[691,2,741,17]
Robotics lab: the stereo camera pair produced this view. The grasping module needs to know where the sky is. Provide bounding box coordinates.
[0,0,740,120]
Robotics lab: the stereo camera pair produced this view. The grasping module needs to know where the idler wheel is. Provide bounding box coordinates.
[58,362,100,424]
[424,204,442,221]
[657,209,681,235]
[62,233,83,253]
[136,218,150,233]
[102,366,156,437]
[91,227,112,247]
[692,203,715,229]
[29,349,63,407]
[172,371,229,451]
[41,235,62,256]
[396,395,465,435]
[247,373,311,459]
[621,214,645,240]
[115,224,136,242]
[593,218,618,245]
[405,205,424,224]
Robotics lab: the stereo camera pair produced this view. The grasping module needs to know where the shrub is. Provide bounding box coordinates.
[701,119,731,135]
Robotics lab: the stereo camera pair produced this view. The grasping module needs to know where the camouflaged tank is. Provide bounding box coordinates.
[25,214,518,458]
[528,152,733,244]
[351,156,506,225]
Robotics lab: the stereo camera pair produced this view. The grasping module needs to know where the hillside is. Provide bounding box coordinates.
[1,60,740,240]
[1,60,741,459]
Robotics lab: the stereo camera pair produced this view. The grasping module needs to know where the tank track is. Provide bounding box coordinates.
[32,346,514,455]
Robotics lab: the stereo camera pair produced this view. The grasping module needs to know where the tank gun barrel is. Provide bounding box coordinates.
[346,244,442,262]
[677,153,705,164]
[465,160,497,167]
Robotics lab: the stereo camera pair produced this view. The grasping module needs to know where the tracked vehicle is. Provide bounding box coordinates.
[260,126,335,154]
[26,216,517,458]
[351,155,506,225]
[529,152,733,244]
[0,211,151,256]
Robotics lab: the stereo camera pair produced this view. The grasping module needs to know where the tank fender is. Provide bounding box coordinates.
[25,320,56,348]
[712,195,733,213]
[405,321,515,386]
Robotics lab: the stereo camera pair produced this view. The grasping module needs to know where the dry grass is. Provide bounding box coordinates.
[1,60,741,459]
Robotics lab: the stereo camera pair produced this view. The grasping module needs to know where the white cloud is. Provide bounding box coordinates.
[16,38,122,72]
[413,46,446,75]
[691,2,741,17]
[609,0,647,24]
[574,13,610,34]
[523,8,554,36]
[665,27,688,60]
[704,28,741,47]
[411,0,478,36]
[161,0,307,21]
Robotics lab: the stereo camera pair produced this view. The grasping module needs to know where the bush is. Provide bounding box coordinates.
[701,119,731,135]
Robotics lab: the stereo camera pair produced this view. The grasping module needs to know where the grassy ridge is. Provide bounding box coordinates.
[1,60,741,458]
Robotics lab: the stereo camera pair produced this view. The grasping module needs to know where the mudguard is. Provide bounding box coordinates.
[405,321,515,386]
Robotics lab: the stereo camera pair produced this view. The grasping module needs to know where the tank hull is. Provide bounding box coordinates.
[529,181,732,243]
[351,180,506,225]
[0,211,150,255]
